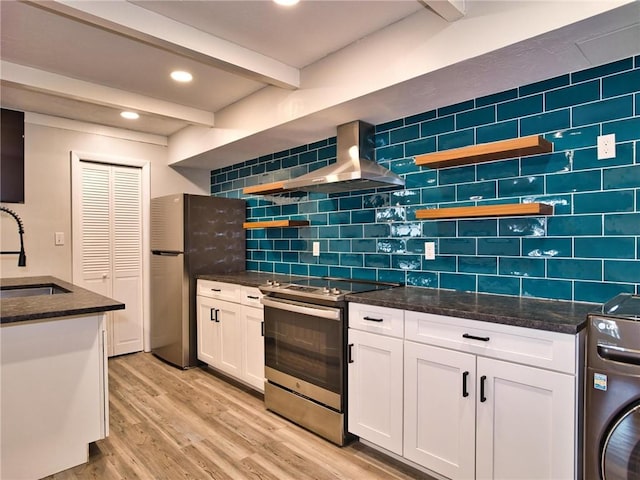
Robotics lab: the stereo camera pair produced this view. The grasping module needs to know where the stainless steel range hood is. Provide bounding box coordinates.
[283,121,405,193]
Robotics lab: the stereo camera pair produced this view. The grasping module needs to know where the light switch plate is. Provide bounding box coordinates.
[312,241,320,257]
[54,231,64,246]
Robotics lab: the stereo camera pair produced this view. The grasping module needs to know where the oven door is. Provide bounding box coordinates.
[262,296,344,411]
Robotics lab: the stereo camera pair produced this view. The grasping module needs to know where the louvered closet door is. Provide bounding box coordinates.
[78,162,143,357]
[111,167,143,355]
[79,163,112,301]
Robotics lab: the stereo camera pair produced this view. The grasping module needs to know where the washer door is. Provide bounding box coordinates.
[602,403,640,479]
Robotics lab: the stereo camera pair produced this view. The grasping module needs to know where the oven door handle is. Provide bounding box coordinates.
[261,297,341,321]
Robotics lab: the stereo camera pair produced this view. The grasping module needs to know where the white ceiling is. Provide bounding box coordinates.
[0,0,424,136]
[1,0,639,170]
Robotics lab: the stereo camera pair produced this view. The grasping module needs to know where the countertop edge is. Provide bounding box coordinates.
[1,276,126,325]
[344,293,585,334]
[346,286,594,335]
[199,272,595,334]
[1,304,125,325]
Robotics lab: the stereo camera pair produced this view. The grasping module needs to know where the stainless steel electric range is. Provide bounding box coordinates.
[259,277,399,445]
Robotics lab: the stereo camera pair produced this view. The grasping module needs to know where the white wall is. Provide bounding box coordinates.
[0,116,209,280]
[168,0,635,168]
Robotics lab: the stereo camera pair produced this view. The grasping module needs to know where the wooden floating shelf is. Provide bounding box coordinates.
[415,203,553,220]
[415,135,553,169]
[243,181,290,195]
[243,220,310,229]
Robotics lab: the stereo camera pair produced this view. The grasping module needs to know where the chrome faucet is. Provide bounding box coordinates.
[1,206,26,267]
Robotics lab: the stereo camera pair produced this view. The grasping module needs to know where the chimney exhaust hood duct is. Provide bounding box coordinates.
[283,121,405,193]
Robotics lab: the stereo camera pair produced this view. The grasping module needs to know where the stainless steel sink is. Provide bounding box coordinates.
[0,284,70,299]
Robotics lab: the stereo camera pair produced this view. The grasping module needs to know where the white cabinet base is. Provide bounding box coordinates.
[196,281,264,392]
[349,303,581,480]
[348,329,404,455]
[476,357,576,480]
[404,341,476,479]
[1,314,107,479]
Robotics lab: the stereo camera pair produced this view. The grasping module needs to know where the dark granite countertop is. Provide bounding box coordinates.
[1,276,125,325]
[197,271,306,287]
[197,271,595,334]
[346,286,596,334]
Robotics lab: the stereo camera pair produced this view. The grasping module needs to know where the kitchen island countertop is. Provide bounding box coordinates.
[1,276,125,324]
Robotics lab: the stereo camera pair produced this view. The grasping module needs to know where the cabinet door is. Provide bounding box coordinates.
[476,357,575,480]
[404,341,476,480]
[196,295,218,366]
[242,305,265,392]
[215,300,243,378]
[347,329,403,455]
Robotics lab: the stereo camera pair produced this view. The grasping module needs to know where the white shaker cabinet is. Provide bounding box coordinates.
[348,303,581,480]
[404,310,579,480]
[196,280,264,392]
[404,341,476,479]
[197,294,243,379]
[240,286,265,391]
[475,357,575,480]
[347,304,404,455]
[348,328,404,454]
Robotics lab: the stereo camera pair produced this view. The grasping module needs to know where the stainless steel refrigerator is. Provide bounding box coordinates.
[150,193,246,368]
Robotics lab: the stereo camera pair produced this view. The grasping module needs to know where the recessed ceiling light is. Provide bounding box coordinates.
[120,111,139,120]
[273,0,299,6]
[170,70,193,82]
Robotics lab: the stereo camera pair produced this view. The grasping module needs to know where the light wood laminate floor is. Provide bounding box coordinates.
[45,352,434,480]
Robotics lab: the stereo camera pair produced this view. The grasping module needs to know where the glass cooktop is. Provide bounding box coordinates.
[259,277,399,302]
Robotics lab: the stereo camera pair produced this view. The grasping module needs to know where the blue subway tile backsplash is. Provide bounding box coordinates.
[212,57,640,303]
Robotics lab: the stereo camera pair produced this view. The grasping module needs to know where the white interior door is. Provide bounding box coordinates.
[73,158,144,357]
[111,166,143,355]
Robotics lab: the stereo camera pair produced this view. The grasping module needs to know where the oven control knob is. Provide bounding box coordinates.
[272,281,280,287]
[322,287,330,294]
[331,288,341,295]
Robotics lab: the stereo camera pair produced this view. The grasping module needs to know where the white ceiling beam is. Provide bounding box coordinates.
[1,61,215,127]
[420,0,466,22]
[24,0,300,90]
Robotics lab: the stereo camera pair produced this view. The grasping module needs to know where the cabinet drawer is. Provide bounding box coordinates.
[197,280,241,302]
[405,311,577,374]
[349,303,404,338]
[240,286,263,308]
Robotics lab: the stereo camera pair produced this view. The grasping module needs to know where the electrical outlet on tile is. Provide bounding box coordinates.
[424,241,436,260]
[597,134,616,159]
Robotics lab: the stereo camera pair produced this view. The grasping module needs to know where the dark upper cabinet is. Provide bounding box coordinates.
[1,108,25,203]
